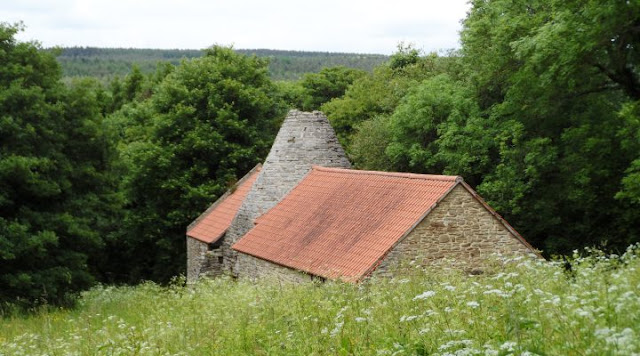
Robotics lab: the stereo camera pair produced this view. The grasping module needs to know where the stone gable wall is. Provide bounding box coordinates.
[223,110,351,277]
[374,185,535,277]
[186,237,209,283]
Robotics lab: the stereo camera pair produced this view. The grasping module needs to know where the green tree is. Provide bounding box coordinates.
[323,48,462,150]
[115,46,285,283]
[349,115,394,171]
[384,74,481,174]
[299,66,366,111]
[458,0,640,253]
[274,80,307,110]
[123,65,144,102]
[388,42,420,71]
[0,23,118,307]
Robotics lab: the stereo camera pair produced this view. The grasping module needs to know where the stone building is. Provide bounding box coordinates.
[186,110,539,283]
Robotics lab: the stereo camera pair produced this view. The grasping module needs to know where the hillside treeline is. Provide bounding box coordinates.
[54,47,388,82]
[2,0,639,308]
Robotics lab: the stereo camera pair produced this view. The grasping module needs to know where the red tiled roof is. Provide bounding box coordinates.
[187,165,261,244]
[232,166,460,281]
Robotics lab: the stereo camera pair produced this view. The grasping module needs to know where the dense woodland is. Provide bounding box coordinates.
[54,47,388,81]
[1,0,639,309]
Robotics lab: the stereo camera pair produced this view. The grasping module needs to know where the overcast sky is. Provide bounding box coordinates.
[2,0,471,54]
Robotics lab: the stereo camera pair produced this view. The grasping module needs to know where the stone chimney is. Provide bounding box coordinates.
[222,110,351,275]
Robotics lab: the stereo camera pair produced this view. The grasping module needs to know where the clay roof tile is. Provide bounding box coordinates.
[232,166,459,281]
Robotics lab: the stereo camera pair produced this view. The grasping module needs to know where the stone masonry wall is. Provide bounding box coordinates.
[236,253,311,283]
[186,237,209,283]
[224,110,351,277]
[374,185,535,277]
[187,237,224,283]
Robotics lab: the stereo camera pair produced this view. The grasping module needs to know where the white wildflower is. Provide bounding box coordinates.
[483,289,509,298]
[500,341,517,351]
[575,308,592,318]
[330,321,344,337]
[413,291,436,301]
[424,309,438,317]
[399,315,419,322]
[466,301,480,309]
[419,327,431,335]
[438,339,473,351]
[593,328,611,339]
[443,285,456,292]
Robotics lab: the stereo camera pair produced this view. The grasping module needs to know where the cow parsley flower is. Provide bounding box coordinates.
[413,291,436,300]
[500,341,517,351]
[466,301,480,309]
[399,315,419,322]
[330,321,344,337]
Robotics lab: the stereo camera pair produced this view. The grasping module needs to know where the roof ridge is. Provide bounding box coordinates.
[311,165,462,182]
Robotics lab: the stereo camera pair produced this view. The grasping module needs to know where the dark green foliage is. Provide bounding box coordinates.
[111,46,285,283]
[616,100,640,205]
[457,0,640,254]
[0,23,118,308]
[299,66,366,111]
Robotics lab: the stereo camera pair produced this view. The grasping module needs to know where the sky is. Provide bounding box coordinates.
[2,0,471,55]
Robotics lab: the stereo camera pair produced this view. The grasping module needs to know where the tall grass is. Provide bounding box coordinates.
[1,246,639,355]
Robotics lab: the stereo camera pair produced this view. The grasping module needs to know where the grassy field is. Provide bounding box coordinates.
[1,246,639,355]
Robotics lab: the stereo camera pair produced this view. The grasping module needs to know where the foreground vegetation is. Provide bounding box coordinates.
[2,247,639,355]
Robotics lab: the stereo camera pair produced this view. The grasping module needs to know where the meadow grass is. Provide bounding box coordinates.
[1,246,639,355]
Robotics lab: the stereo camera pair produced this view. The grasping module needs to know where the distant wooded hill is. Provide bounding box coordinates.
[52,47,388,81]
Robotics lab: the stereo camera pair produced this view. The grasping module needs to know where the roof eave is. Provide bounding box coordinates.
[187,231,225,244]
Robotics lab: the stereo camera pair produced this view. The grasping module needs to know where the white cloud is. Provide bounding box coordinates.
[1,0,471,54]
